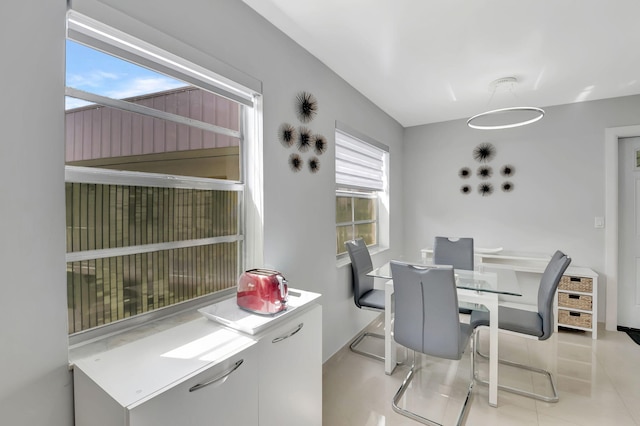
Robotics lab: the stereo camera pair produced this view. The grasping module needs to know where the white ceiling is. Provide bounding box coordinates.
[242,0,640,127]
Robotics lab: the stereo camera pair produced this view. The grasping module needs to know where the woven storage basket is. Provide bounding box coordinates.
[558,293,592,310]
[558,276,593,293]
[558,309,592,328]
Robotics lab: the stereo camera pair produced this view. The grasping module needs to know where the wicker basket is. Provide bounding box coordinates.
[558,293,593,310]
[558,276,593,293]
[558,309,592,328]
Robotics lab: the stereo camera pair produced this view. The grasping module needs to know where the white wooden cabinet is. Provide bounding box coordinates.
[76,346,259,426]
[73,293,322,426]
[74,322,259,426]
[258,305,322,426]
[128,351,258,426]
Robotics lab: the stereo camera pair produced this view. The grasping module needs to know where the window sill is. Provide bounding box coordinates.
[68,289,234,366]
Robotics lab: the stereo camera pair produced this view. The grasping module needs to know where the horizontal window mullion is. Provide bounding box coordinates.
[354,219,377,226]
[66,87,241,139]
[66,235,244,263]
[65,165,244,191]
[337,220,376,227]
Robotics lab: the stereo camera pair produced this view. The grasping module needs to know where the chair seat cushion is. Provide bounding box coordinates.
[470,306,543,338]
[358,289,385,310]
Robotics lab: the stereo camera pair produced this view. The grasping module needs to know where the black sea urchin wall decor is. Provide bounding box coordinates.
[473,142,496,163]
[289,153,303,172]
[313,134,327,155]
[459,167,471,179]
[278,123,297,147]
[309,157,320,173]
[295,91,318,123]
[458,143,516,195]
[297,126,312,152]
[502,181,514,192]
[280,91,325,175]
[477,166,493,179]
[478,182,494,196]
[501,164,515,177]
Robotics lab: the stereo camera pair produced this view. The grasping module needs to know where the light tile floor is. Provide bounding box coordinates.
[323,317,640,426]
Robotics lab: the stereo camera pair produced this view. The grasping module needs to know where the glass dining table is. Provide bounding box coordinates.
[368,261,522,407]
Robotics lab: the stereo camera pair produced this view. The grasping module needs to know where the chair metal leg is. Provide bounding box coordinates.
[349,331,385,362]
[393,342,474,426]
[472,329,559,403]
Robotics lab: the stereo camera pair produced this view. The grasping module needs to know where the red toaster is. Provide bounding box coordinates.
[237,269,288,315]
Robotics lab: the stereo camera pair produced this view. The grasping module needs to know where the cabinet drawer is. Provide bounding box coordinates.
[558,276,593,293]
[129,345,259,426]
[258,306,322,426]
[558,293,592,310]
[558,309,592,329]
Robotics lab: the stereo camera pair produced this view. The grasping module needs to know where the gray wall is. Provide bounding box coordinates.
[0,1,403,424]
[403,94,640,315]
[0,1,72,425]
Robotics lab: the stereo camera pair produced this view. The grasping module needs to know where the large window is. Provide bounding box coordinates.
[335,123,389,255]
[65,12,260,336]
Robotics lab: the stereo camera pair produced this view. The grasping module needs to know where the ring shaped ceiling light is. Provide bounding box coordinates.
[467,77,545,130]
[467,106,545,130]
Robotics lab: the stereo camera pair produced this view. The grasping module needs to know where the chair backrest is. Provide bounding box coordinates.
[390,261,465,360]
[433,236,474,270]
[538,250,572,340]
[344,238,375,308]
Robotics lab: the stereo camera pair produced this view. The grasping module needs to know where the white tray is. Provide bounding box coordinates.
[198,288,321,335]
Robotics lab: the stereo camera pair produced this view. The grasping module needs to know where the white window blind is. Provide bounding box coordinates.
[335,129,388,191]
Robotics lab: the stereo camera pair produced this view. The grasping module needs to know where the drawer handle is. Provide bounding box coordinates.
[569,312,581,317]
[189,359,243,392]
[568,294,580,299]
[272,323,304,343]
[570,277,581,282]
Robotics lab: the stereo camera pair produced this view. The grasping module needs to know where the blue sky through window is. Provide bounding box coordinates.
[65,40,188,110]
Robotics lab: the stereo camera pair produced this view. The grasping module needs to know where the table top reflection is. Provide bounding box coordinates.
[368,261,522,297]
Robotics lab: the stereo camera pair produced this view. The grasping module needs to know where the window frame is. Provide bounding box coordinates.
[336,189,379,257]
[66,11,263,344]
[335,122,389,259]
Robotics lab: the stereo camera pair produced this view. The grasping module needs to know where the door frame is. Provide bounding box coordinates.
[605,125,640,330]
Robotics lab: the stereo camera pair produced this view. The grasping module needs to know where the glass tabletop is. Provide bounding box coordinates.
[368,261,522,297]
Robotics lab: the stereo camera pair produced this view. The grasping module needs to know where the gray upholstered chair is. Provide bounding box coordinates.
[470,250,571,402]
[433,236,475,270]
[433,236,475,314]
[390,261,476,426]
[344,238,385,361]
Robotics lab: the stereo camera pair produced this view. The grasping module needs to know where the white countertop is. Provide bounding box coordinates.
[71,288,322,407]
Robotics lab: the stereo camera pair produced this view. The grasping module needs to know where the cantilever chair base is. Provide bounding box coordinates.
[349,331,385,362]
[350,329,407,364]
[393,348,474,426]
[473,331,559,403]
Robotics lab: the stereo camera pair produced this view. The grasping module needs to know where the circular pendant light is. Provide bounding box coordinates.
[467,77,544,130]
[467,106,545,130]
